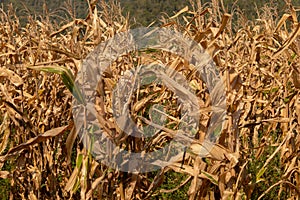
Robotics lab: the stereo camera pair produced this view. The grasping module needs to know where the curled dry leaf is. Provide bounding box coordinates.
[1,123,72,160]
[0,67,23,87]
[0,171,10,179]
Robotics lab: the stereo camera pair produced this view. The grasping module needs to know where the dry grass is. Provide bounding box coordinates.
[0,0,299,199]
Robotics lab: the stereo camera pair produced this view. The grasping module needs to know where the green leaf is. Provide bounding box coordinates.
[256,166,266,183]
[76,154,83,169]
[201,171,218,185]
[27,65,86,105]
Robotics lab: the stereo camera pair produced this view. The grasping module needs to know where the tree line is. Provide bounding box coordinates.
[2,0,300,26]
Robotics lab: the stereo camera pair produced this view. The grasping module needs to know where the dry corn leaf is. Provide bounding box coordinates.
[65,167,79,192]
[66,126,77,165]
[0,171,10,179]
[125,174,138,200]
[291,65,300,89]
[28,192,38,200]
[86,169,107,199]
[0,113,10,155]
[3,123,72,158]
[169,6,189,19]
[188,141,229,161]
[0,67,23,87]
[272,23,300,58]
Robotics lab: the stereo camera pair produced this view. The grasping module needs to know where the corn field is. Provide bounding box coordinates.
[0,0,299,199]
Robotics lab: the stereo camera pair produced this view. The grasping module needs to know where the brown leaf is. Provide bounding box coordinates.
[0,171,10,179]
[292,65,300,89]
[169,6,189,19]
[0,113,10,156]
[0,67,23,87]
[125,174,138,200]
[65,126,77,165]
[3,123,72,158]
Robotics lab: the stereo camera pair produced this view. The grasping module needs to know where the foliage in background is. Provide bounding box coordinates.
[0,0,299,199]
[2,0,300,26]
